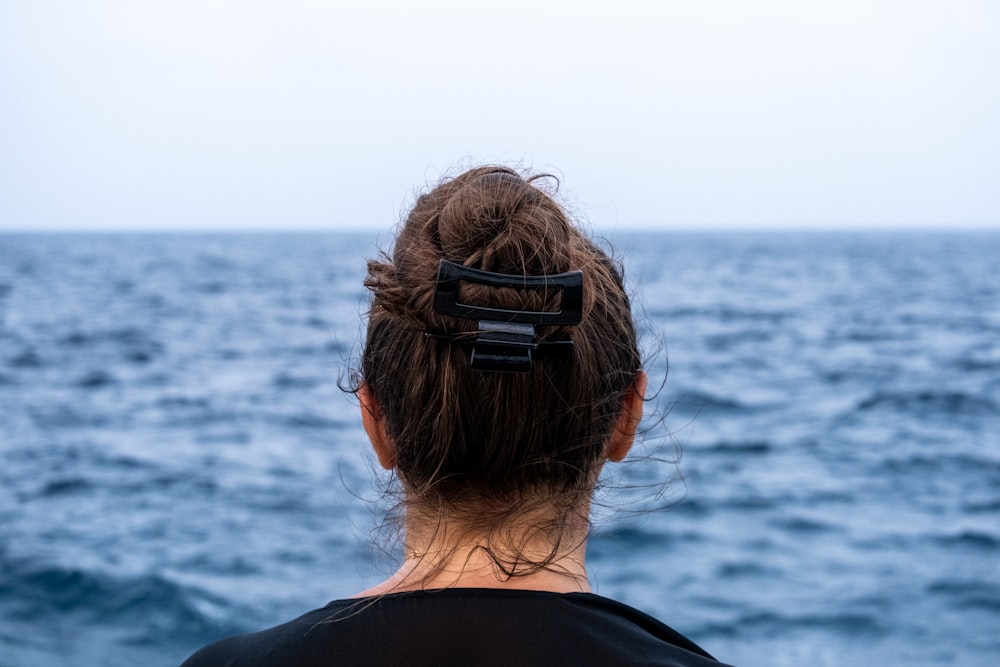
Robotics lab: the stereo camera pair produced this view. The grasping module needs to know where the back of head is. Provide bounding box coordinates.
[361,166,640,525]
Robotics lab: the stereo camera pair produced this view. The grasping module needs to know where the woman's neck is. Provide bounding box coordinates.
[353,527,591,598]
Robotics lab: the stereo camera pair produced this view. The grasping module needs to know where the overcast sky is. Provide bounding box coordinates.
[1,0,998,232]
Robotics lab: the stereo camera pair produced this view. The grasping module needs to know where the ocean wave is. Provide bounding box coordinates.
[668,391,748,413]
[6,349,43,369]
[705,330,774,352]
[855,389,997,416]
[714,561,778,579]
[271,372,322,389]
[962,498,1000,513]
[955,357,1000,372]
[931,530,1000,551]
[649,305,790,324]
[592,524,703,555]
[702,440,773,455]
[75,369,119,389]
[36,477,95,497]
[716,494,781,511]
[769,515,840,534]
[272,411,350,430]
[696,609,889,639]
[0,558,234,639]
[878,452,1000,475]
[29,404,113,429]
[152,396,245,428]
[10,446,220,502]
[667,498,712,517]
[56,326,164,365]
[927,580,1000,612]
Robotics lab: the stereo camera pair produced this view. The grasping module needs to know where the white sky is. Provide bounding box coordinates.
[1,0,998,232]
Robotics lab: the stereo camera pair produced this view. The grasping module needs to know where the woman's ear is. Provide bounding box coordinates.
[606,371,648,462]
[358,382,396,470]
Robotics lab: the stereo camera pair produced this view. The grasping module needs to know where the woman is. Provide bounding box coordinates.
[182,166,729,666]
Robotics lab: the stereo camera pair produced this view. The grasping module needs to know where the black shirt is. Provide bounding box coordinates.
[181,588,730,666]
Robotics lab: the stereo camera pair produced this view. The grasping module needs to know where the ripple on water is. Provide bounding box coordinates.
[927,580,1000,613]
[931,530,1000,551]
[0,557,239,642]
[696,609,890,640]
[855,389,997,416]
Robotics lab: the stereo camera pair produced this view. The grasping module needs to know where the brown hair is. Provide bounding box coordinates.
[357,165,641,573]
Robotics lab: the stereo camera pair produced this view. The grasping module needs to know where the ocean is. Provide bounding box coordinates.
[1,231,998,666]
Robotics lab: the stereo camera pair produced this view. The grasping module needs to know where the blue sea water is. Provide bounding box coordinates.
[1,231,998,667]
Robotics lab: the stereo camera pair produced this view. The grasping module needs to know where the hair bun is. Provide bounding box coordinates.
[436,167,573,275]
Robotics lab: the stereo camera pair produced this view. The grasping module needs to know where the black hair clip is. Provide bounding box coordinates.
[428,259,584,373]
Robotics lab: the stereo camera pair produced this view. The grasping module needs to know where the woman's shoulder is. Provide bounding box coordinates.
[181,589,732,666]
